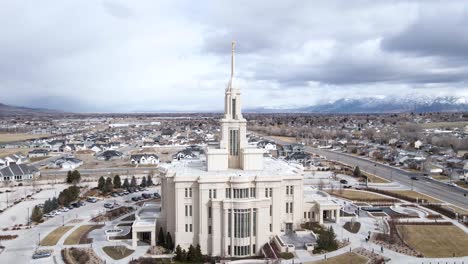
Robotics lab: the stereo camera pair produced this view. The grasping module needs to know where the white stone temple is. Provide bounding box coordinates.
[158,42,341,257]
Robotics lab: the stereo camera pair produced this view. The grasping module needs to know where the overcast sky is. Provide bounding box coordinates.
[0,0,467,112]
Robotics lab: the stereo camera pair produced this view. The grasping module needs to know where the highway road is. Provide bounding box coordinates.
[313,148,468,209]
[269,138,468,210]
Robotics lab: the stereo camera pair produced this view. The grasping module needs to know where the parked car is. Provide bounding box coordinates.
[339,179,348,184]
[131,197,139,202]
[104,203,114,209]
[153,193,161,198]
[118,192,124,196]
[71,202,81,208]
[78,201,85,206]
[60,207,69,212]
[410,176,419,180]
[123,191,129,195]
[32,251,51,259]
[142,193,151,199]
[87,197,97,203]
[111,193,119,197]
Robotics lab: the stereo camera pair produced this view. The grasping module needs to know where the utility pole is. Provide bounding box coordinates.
[27,207,30,226]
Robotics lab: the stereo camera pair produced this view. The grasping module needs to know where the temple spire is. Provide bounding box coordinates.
[231,41,235,78]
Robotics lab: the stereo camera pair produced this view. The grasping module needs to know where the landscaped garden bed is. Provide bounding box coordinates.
[91,206,134,222]
[62,247,104,264]
[343,221,361,233]
[102,246,134,260]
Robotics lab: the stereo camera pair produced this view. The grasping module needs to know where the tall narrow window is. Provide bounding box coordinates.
[208,206,212,218]
[232,98,236,119]
[229,129,239,156]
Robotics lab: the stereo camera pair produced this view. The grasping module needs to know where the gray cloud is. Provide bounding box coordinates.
[381,9,468,59]
[0,0,467,112]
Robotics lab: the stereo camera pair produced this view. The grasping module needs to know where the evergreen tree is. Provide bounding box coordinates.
[52,197,59,210]
[140,176,147,187]
[122,178,130,190]
[181,249,187,262]
[31,205,43,222]
[113,174,122,189]
[316,226,338,251]
[158,227,165,247]
[98,176,105,191]
[175,245,183,261]
[66,171,73,184]
[353,166,361,177]
[187,244,195,262]
[58,189,70,206]
[194,244,202,262]
[71,170,81,184]
[130,176,137,188]
[43,199,52,213]
[166,232,174,251]
[146,174,153,186]
[104,177,113,193]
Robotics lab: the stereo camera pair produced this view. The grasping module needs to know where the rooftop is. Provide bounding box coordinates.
[163,156,303,179]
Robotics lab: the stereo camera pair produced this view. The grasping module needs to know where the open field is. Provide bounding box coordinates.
[0,148,31,158]
[269,136,297,143]
[456,181,468,189]
[64,225,100,245]
[306,252,368,264]
[29,156,50,162]
[397,225,468,257]
[364,172,390,183]
[102,246,135,260]
[40,226,73,246]
[328,190,391,201]
[419,121,468,129]
[75,153,134,169]
[0,133,50,143]
[388,190,441,203]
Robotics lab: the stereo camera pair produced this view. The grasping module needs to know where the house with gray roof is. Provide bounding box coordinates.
[0,164,39,182]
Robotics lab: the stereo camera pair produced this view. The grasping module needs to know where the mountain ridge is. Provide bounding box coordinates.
[247,95,468,113]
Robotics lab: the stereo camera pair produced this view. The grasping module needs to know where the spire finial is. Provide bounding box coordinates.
[231,41,236,78]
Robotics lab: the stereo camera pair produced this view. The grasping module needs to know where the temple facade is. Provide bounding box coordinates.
[158,42,340,258]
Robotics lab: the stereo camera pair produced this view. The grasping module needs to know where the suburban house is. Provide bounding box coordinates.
[28,149,50,158]
[0,164,40,182]
[97,150,123,161]
[1,154,28,166]
[48,157,83,170]
[161,128,176,139]
[130,154,159,165]
[257,140,277,150]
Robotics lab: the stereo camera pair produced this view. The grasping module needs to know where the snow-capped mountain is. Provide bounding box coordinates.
[248,95,468,113]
